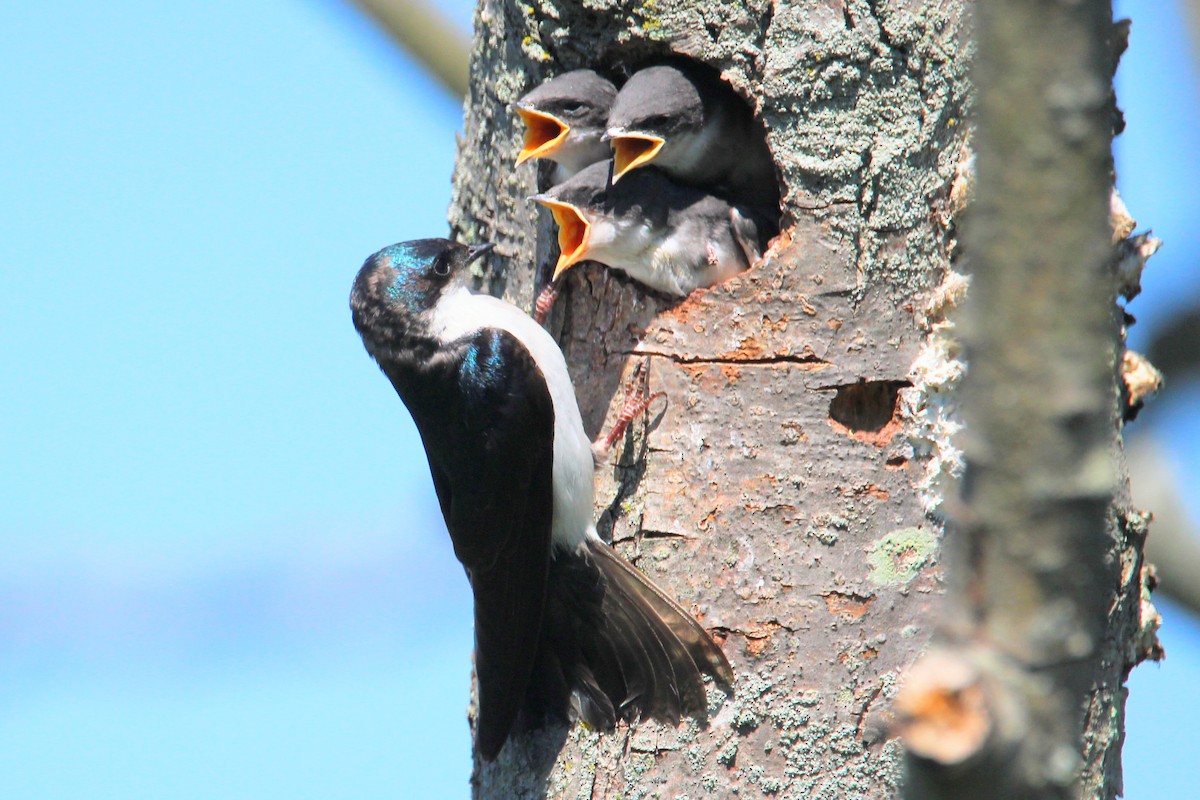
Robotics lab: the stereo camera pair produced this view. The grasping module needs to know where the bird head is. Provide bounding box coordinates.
[350,239,493,347]
[515,70,617,166]
[529,162,611,279]
[605,65,703,181]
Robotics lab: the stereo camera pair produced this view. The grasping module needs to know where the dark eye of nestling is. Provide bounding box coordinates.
[432,256,451,277]
[642,114,671,129]
[559,101,586,115]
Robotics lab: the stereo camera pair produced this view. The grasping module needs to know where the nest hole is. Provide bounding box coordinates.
[829,380,909,435]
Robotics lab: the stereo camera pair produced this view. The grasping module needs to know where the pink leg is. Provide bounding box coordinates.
[592,361,666,462]
[533,282,560,325]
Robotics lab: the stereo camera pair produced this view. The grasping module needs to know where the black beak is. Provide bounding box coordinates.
[466,242,495,265]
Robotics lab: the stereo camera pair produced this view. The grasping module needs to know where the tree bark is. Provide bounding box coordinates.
[445,1,1157,797]
[896,5,1162,799]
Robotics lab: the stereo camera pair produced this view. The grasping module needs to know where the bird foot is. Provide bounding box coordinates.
[592,360,666,463]
[533,282,560,325]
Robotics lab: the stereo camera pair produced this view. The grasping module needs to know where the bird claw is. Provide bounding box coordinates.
[592,360,667,462]
[533,282,560,325]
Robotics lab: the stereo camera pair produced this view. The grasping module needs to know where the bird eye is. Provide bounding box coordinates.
[433,257,451,277]
[560,101,585,114]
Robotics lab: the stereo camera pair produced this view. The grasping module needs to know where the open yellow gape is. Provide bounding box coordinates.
[610,134,665,180]
[533,198,591,278]
[516,108,570,165]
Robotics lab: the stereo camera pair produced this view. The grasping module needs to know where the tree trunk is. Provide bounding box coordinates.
[445,1,1157,797]
[897,5,1162,800]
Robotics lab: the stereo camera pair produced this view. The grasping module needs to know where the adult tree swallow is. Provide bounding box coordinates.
[605,62,779,210]
[531,160,774,296]
[515,69,617,182]
[350,239,732,760]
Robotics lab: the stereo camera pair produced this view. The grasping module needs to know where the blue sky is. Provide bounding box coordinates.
[1,1,476,796]
[0,1,1196,797]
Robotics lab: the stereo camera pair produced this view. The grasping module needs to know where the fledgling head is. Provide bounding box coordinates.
[528,161,614,279]
[515,70,617,170]
[350,238,492,348]
[605,65,705,181]
[529,160,681,280]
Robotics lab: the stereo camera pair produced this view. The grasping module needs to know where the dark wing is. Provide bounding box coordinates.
[384,328,556,761]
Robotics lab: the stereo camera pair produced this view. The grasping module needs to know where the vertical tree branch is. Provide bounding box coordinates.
[348,0,471,98]
[899,2,1148,798]
[968,0,1115,669]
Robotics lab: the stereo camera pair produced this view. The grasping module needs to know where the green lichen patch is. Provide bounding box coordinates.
[867,526,937,585]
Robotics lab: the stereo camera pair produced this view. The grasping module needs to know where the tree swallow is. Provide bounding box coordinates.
[605,62,779,210]
[515,69,617,182]
[350,238,732,760]
[530,160,774,296]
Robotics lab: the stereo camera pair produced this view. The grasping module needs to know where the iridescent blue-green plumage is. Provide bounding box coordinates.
[459,332,508,397]
[374,240,454,313]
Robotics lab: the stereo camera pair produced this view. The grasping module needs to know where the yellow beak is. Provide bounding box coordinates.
[516,108,570,165]
[610,133,666,181]
[532,198,592,278]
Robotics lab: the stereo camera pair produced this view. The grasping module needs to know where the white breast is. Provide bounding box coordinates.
[430,285,598,549]
[591,213,734,296]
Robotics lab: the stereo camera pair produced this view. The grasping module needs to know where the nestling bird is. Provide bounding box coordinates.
[531,160,774,296]
[605,62,779,210]
[515,69,617,182]
[350,238,733,761]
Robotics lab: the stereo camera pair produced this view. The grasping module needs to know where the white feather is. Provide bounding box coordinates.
[587,208,745,296]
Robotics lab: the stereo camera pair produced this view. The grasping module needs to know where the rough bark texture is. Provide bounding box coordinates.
[895,4,1162,800]
[445,1,983,797]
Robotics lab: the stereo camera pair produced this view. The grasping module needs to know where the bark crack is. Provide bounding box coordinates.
[629,349,831,367]
[865,0,908,64]
[714,618,801,638]
[638,528,695,541]
[854,681,887,741]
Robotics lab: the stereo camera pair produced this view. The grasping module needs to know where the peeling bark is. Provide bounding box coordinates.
[440,1,1149,797]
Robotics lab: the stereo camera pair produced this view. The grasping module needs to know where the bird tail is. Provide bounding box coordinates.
[524,538,733,734]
